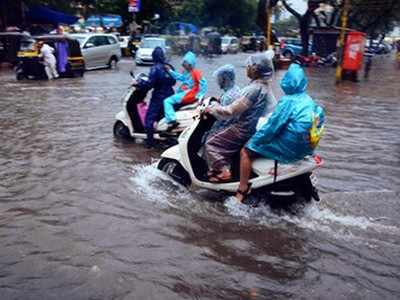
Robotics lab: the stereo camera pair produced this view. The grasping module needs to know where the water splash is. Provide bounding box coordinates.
[224,196,399,239]
[129,163,189,207]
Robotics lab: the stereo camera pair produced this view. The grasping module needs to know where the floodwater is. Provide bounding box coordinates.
[0,53,399,300]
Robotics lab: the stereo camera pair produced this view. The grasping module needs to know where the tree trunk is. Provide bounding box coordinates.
[281,0,315,57]
[300,10,314,56]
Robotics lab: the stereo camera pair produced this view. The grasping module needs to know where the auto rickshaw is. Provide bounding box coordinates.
[128,34,142,58]
[0,32,33,66]
[16,34,85,80]
[201,32,222,57]
[241,33,279,52]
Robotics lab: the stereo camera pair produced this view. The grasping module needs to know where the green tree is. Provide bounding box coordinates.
[176,0,259,34]
[176,0,205,26]
[274,15,298,36]
[347,0,400,38]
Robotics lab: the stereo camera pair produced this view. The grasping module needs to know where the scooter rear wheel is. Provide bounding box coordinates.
[157,158,191,187]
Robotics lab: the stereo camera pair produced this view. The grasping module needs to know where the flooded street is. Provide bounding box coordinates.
[0,54,399,299]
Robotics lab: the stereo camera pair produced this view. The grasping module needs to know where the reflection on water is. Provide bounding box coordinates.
[0,55,399,299]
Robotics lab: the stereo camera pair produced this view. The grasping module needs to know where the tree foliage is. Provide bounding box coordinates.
[347,0,400,38]
[176,0,259,34]
[274,15,298,36]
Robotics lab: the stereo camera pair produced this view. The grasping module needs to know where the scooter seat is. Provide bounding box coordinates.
[173,102,198,111]
[251,159,276,176]
[252,157,314,177]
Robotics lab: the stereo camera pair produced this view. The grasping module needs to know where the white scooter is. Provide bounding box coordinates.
[113,72,198,141]
[157,98,323,204]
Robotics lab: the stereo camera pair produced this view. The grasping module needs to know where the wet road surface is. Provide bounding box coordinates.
[0,54,399,299]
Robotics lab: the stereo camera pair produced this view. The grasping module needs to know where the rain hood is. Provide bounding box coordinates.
[280,63,308,95]
[152,47,166,64]
[183,51,196,67]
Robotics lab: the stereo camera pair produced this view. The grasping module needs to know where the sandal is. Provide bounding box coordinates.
[235,183,252,203]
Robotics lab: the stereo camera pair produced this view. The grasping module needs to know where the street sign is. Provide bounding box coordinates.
[128,0,141,13]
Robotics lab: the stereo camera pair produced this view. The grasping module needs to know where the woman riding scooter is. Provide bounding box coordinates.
[204,51,277,183]
[132,47,176,148]
[236,63,325,203]
[164,51,208,131]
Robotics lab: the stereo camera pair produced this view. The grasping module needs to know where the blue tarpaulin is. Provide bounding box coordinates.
[27,5,79,25]
[165,22,198,34]
[85,15,123,28]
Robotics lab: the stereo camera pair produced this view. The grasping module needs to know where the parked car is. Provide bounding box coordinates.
[135,37,171,65]
[70,33,121,70]
[119,35,130,56]
[221,36,239,54]
[280,38,303,59]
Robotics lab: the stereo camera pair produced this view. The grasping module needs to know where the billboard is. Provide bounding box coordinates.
[128,0,141,13]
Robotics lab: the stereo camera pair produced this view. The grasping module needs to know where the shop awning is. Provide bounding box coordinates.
[27,5,79,25]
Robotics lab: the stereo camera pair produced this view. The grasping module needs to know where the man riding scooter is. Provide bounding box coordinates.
[132,47,176,148]
[164,51,208,131]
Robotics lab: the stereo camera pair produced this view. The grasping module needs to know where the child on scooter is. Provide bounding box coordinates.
[164,51,207,131]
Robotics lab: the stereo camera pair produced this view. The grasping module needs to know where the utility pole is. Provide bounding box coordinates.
[265,0,278,50]
[335,0,350,83]
[266,3,272,50]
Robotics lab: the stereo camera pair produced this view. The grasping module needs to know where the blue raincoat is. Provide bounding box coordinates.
[138,47,176,143]
[246,63,325,163]
[164,51,207,123]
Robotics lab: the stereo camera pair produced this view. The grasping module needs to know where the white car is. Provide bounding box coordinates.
[70,33,121,70]
[135,37,171,65]
[221,36,240,54]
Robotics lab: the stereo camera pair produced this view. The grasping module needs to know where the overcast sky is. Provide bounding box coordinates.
[282,0,308,16]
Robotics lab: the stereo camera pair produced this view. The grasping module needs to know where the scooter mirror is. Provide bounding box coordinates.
[130,71,134,78]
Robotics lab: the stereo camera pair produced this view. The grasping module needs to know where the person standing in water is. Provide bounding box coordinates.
[37,41,59,80]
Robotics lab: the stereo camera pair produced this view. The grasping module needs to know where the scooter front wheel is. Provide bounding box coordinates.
[157,158,191,187]
[113,121,131,139]
[16,71,25,81]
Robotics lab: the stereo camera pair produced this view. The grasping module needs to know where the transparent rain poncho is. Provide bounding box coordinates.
[205,52,277,171]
